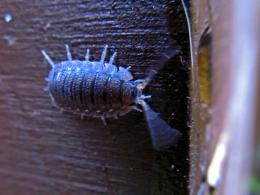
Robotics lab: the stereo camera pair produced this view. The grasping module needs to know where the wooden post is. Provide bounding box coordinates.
[191,0,260,194]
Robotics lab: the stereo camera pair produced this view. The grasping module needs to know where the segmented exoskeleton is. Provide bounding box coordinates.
[41,45,182,151]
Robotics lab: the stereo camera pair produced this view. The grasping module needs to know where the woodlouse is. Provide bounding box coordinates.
[41,45,182,150]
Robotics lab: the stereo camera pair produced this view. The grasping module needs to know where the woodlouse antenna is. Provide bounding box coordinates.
[85,49,90,61]
[65,44,72,61]
[100,45,108,64]
[143,48,181,88]
[141,101,182,151]
[41,50,55,68]
[109,52,117,65]
[143,69,157,88]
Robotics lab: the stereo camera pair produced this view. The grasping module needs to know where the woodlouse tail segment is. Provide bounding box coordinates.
[141,101,182,151]
[41,50,55,68]
[65,44,72,61]
[100,45,108,64]
[109,51,117,65]
[85,49,90,61]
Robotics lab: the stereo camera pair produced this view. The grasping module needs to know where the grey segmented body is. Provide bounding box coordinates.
[42,45,149,124]
[41,44,182,151]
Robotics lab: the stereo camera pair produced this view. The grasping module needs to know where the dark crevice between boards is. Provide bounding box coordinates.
[148,1,191,194]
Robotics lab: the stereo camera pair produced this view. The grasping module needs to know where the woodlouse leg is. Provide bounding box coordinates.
[43,86,49,92]
[101,116,107,126]
[59,108,64,113]
[81,113,85,120]
[132,106,143,112]
[119,106,132,116]
[140,95,152,100]
[109,51,117,65]
[113,110,119,119]
[100,45,108,64]
[48,94,59,108]
[65,44,72,61]
[41,50,55,67]
[85,49,90,61]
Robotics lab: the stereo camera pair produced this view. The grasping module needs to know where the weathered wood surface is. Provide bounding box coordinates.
[0,0,189,194]
[191,0,260,194]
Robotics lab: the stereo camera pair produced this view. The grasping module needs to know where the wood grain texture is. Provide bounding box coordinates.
[191,0,260,194]
[0,0,189,194]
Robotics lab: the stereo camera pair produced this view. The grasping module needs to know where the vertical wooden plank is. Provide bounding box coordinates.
[191,0,260,194]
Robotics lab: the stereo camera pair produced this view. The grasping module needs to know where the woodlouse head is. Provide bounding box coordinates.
[134,80,151,106]
[121,82,138,106]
